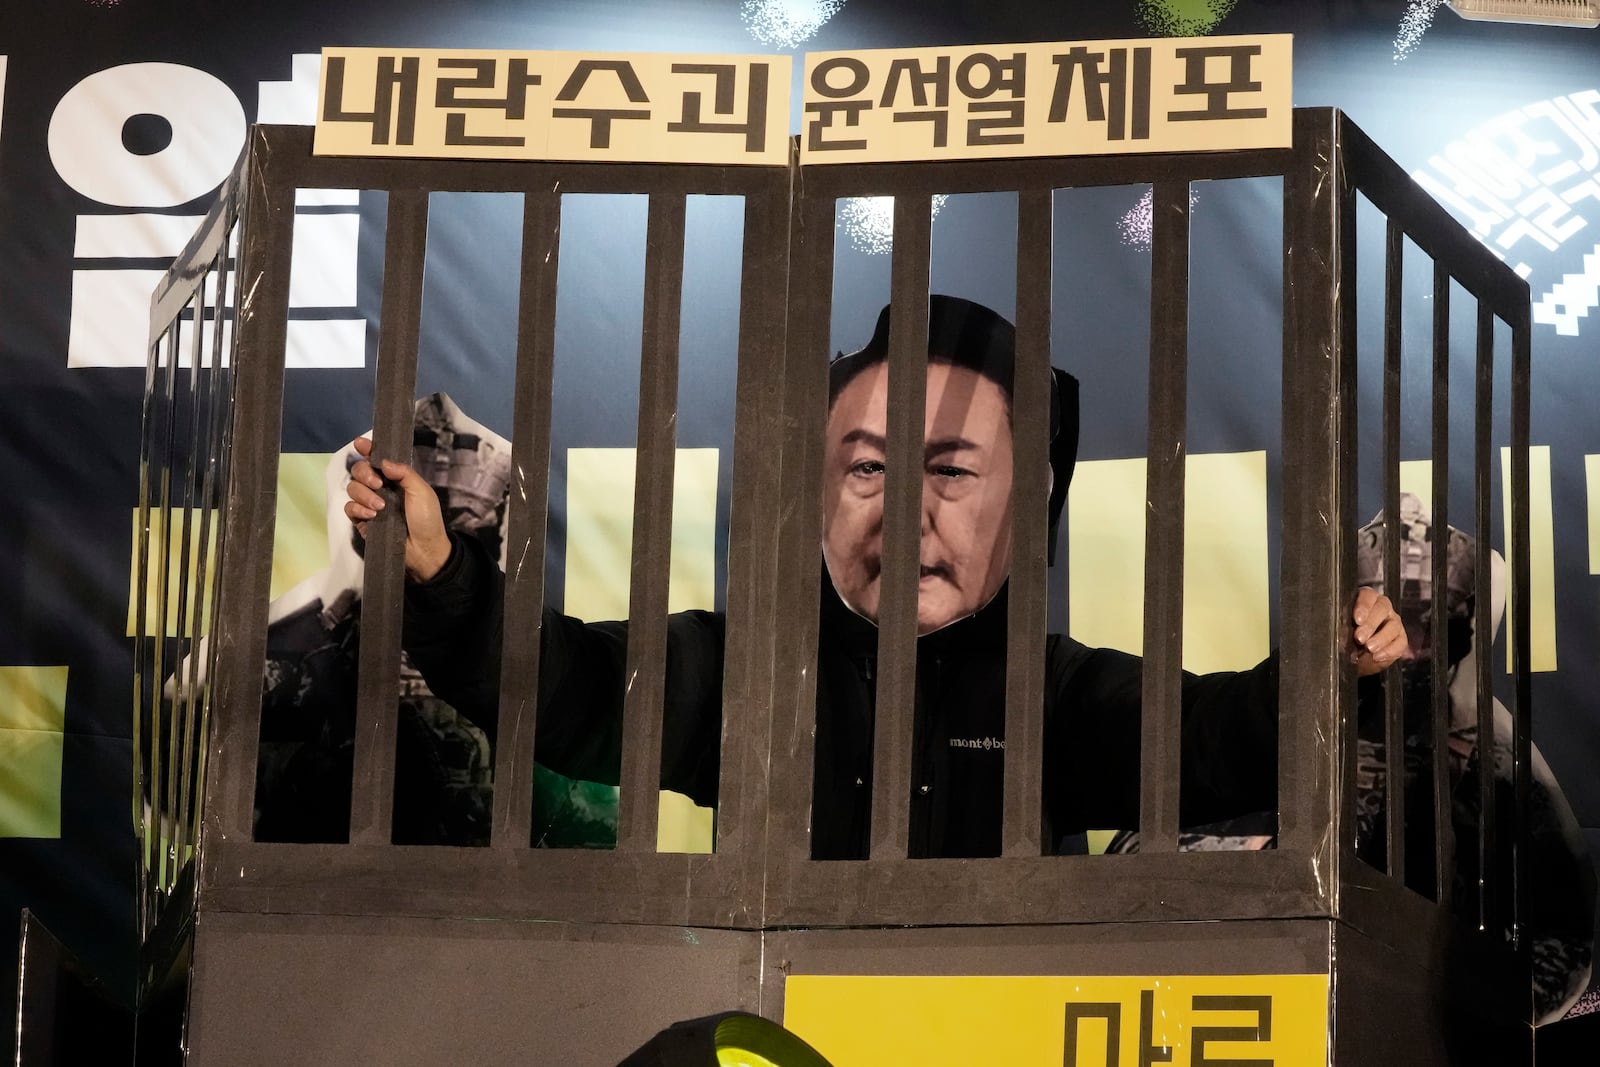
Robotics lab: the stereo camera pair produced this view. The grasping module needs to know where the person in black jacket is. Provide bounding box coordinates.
[345,297,1406,859]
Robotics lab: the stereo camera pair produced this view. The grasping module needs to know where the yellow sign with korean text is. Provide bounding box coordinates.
[783,973,1329,1065]
[800,34,1293,164]
[314,48,791,166]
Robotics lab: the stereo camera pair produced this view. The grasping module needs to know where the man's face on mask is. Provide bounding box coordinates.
[822,361,1015,635]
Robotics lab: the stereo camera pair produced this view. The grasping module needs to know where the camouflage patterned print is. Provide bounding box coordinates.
[254,394,620,849]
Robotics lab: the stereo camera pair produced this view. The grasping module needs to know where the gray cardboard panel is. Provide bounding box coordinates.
[1332,921,1531,1067]
[186,912,759,1067]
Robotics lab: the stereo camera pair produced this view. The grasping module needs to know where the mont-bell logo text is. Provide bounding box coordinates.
[949,736,1005,751]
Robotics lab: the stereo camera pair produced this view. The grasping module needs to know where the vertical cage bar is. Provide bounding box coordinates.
[132,317,164,933]
[769,188,834,862]
[1509,313,1532,949]
[165,273,210,886]
[160,304,197,886]
[1335,163,1362,864]
[870,194,931,861]
[1278,109,1352,867]
[1138,180,1190,852]
[615,190,687,853]
[151,311,183,893]
[1002,187,1052,858]
[1473,299,1497,933]
[349,188,429,847]
[185,246,234,855]
[490,188,561,851]
[1430,261,1453,905]
[714,176,791,869]
[1381,218,1406,887]
[200,133,291,850]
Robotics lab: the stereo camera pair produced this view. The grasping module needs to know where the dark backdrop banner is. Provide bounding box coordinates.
[2,0,1598,1016]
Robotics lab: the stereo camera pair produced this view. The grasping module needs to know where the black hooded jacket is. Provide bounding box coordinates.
[402,532,1281,859]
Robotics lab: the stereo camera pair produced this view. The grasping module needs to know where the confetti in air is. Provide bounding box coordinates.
[740,0,846,49]
[1395,0,1445,62]
[1118,186,1201,251]
[1137,0,1239,36]
[837,195,949,256]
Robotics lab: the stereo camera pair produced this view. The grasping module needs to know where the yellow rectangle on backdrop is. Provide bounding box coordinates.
[1500,446,1556,672]
[784,973,1329,1066]
[801,34,1292,164]
[271,452,335,603]
[564,447,720,620]
[0,666,68,839]
[564,446,720,855]
[1067,452,1270,674]
[126,508,218,638]
[316,49,791,165]
[128,453,334,637]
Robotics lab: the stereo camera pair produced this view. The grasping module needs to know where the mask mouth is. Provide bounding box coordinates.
[854,557,954,584]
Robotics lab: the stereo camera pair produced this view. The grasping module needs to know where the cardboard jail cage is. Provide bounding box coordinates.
[121,108,1536,1066]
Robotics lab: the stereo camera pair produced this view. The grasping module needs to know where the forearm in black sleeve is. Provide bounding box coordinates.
[531,609,726,806]
[1044,640,1284,833]
[1177,654,1281,825]
[401,531,625,772]
[403,531,506,737]
[1042,638,1145,833]
[403,533,723,805]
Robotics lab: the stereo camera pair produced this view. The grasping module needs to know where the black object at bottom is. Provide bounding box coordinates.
[15,909,135,1067]
[616,1011,836,1067]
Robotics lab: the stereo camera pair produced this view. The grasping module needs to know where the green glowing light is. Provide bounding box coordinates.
[717,1049,784,1067]
[1138,0,1239,36]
